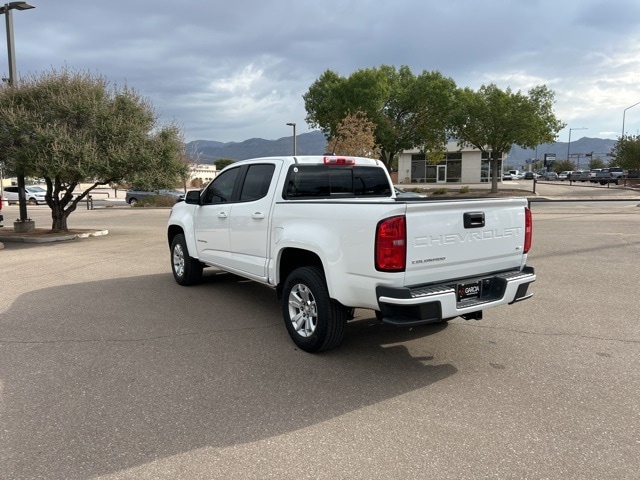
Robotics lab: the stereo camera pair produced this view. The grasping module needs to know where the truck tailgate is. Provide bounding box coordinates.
[404,198,529,286]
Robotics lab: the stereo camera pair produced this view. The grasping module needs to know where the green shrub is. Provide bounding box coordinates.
[459,185,470,194]
[432,188,448,195]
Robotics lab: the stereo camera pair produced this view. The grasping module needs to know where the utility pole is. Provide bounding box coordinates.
[1,2,36,232]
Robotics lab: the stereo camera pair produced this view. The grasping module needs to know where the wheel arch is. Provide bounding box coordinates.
[167,224,184,248]
[276,247,325,299]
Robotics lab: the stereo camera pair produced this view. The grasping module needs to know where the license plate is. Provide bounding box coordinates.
[457,281,481,301]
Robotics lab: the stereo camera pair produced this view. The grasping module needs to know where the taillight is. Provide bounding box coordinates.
[376,216,406,272]
[524,207,532,254]
[323,156,355,165]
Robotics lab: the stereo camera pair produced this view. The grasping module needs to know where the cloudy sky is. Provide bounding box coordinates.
[6,0,640,143]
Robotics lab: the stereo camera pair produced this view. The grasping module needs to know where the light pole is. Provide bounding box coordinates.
[286,122,296,156]
[567,127,587,165]
[1,1,35,228]
[622,101,640,138]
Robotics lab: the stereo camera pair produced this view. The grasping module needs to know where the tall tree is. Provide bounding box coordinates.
[450,84,565,192]
[325,111,378,157]
[611,134,640,171]
[552,159,575,173]
[0,68,188,231]
[588,156,606,169]
[304,66,457,171]
[214,158,235,170]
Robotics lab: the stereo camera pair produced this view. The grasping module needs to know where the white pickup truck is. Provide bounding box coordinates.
[167,155,535,352]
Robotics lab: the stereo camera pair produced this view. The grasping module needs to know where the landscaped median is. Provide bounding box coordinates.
[0,228,108,245]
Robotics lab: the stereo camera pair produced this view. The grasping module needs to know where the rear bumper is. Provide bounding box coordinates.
[376,266,536,326]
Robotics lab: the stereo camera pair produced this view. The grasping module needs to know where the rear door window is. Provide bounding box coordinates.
[240,164,275,202]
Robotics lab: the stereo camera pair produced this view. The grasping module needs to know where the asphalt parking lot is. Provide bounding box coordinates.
[0,190,639,479]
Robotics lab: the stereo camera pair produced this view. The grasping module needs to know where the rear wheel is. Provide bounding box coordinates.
[282,266,347,352]
[170,233,203,285]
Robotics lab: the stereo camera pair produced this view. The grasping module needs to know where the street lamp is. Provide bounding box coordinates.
[567,127,587,165]
[286,122,296,156]
[1,1,35,228]
[622,100,640,138]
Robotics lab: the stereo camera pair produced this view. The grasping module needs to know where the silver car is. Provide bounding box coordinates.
[2,185,47,205]
[125,189,184,205]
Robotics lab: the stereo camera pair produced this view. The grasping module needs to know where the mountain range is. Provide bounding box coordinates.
[507,137,617,168]
[185,131,327,163]
[185,131,617,168]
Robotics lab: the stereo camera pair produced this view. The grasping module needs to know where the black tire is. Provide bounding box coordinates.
[28,197,37,205]
[282,266,347,352]
[128,198,138,205]
[170,233,203,286]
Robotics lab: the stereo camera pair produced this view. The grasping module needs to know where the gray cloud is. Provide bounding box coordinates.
[6,0,640,142]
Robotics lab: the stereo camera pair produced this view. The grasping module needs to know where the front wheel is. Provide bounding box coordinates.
[282,266,347,352]
[170,233,203,286]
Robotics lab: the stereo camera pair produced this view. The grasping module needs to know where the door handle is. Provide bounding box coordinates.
[252,212,265,219]
[217,212,228,219]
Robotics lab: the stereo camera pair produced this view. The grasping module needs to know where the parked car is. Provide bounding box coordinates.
[568,170,586,181]
[558,171,573,181]
[588,169,602,183]
[502,173,513,180]
[575,170,591,182]
[2,185,47,205]
[125,189,184,205]
[595,167,624,185]
[542,171,558,181]
[606,166,624,181]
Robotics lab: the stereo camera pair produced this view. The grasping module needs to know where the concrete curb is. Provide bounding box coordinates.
[0,229,109,244]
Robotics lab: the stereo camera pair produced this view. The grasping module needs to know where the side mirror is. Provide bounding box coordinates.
[184,190,201,205]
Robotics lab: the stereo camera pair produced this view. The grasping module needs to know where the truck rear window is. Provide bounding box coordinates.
[284,165,391,199]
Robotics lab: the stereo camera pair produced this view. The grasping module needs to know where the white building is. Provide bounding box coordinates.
[188,163,218,185]
[397,141,505,184]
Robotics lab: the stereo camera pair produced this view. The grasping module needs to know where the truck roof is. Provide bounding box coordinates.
[230,155,384,167]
